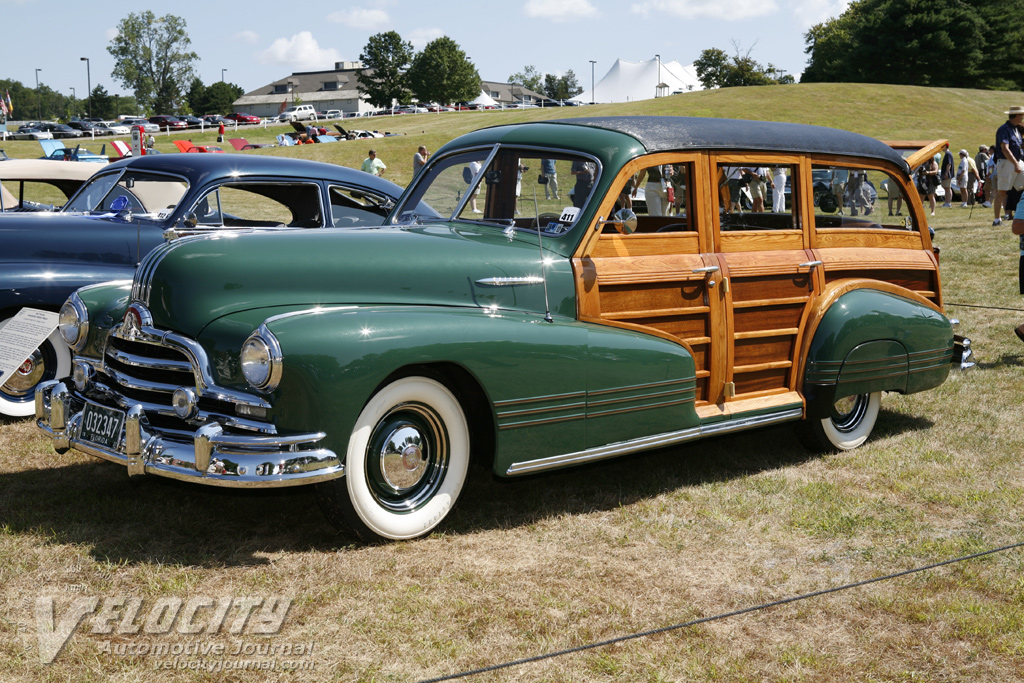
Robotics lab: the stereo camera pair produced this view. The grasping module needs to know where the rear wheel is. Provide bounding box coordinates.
[317,376,470,542]
[0,316,71,418]
[797,391,881,452]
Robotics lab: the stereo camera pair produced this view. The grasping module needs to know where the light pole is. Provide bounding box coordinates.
[35,68,42,121]
[221,68,227,82]
[70,87,76,118]
[80,57,91,119]
[589,60,596,105]
[655,54,661,98]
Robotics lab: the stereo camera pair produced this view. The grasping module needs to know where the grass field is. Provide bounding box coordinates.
[2,84,1024,682]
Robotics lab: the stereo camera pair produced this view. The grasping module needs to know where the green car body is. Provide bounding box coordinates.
[36,117,968,541]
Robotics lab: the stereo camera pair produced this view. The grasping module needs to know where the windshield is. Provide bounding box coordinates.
[394,146,599,236]
[63,170,189,221]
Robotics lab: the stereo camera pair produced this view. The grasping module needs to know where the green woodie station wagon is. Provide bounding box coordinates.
[37,117,970,542]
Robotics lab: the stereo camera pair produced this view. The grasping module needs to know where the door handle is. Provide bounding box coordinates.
[798,260,823,270]
[692,266,720,274]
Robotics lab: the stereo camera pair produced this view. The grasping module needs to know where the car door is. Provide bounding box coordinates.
[709,153,816,413]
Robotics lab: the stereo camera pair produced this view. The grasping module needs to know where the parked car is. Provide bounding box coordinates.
[202,114,225,126]
[0,157,100,212]
[121,118,159,133]
[93,121,130,136]
[38,123,83,139]
[319,110,343,120]
[1,154,405,418]
[178,115,204,129]
[10,126,53,141]
[149,115,187,131]
[279,104,316,122]
[32,116,971,543]
[39,140,109,163]
[66,121,103,136]
[225,112,260,124]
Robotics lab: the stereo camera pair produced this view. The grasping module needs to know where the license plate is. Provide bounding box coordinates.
[80,403,126,450]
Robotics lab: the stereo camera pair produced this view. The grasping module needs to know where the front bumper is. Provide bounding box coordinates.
[35,380,342,488]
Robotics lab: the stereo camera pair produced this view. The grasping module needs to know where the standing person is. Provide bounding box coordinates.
[217,120,225,143]
[958,149,978,207]
[993,106,1024,226]
[570,160,595,210]
[413,145,429,177]
[939,143,955,208]
[634,164,667,215]
[919,154,940,216]
[771,166,787,212]
[540,158,559,199]
[1010,206,1024,341]
[361,149,386,177]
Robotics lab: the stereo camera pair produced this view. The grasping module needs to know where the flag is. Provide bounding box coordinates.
[5,91,12,115]
[0,98,7,117]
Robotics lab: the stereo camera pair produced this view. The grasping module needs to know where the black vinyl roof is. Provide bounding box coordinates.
[550,116,910,173]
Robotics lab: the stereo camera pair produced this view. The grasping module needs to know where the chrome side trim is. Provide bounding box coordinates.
[475,276,545,287]
[505,407,804,476]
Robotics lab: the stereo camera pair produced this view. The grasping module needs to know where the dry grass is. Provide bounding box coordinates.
[3,85,1024,682]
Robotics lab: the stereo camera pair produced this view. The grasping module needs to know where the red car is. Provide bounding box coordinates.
[224,112,260,124]
[149,115,188,131]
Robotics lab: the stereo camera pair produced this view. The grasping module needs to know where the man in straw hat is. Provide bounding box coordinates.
[992,105,1024,226]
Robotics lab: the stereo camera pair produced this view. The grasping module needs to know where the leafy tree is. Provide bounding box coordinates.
[407,37,481,105]
[107,11,198,114]
[802,0,1023,89]
[185,79,242,116]
[693,46,782,89]
[508,65,543,93]
[357,31,414,109]
[543,70,583,100]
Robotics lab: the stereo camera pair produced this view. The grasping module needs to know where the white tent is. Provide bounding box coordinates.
[470,91,499,107]
[572,58,702,104]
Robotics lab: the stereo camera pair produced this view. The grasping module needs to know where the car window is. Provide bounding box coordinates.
[191,182,322,228]
[608,161,696,233]
[64,172,122,212]
[717,162,798,231]
[0,180,69,211]
[329,185,391,225]
[396,147,598,236]
[812,163,915,231]
[65,171,187,219]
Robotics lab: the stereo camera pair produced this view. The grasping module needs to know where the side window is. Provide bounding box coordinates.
[193,183,322,228]
[330,185,390,225]
[718,163,796,231]
[813,164,914,231]
[613,161,694,233]
[0,181,69,211]
[474,154,589,233]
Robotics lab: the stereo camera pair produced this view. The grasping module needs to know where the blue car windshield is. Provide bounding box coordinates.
[64,170,189,221]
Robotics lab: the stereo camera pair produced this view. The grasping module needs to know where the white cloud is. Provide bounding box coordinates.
[234,30,259,44]
[407,28,445,50]
[789,0,849,28]
[524,0,599,21]
[327,8,390,29]
[257,32,342,71]
[630,0,777,21]
[104,27,118,41]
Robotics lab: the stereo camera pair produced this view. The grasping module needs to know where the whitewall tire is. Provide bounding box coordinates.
[0,317,72,418]
[797,391,882,452]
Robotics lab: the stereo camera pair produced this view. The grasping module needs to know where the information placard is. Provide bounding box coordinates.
[0,308,59,388]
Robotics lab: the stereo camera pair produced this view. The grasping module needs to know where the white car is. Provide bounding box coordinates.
[94,121,130,136]
[319,110,343,120]
[121,118,159,133]
[279,104,316,122]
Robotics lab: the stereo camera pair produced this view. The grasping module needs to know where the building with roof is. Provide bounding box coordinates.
[232,62,375,118]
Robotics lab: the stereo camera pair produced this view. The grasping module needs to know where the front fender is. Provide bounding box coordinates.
[255,306,591,465]
[801,283,953,417]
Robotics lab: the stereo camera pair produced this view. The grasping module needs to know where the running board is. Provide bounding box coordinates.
[505,407,804,476]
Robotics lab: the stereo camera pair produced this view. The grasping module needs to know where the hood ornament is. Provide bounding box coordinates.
[503,225,517,242]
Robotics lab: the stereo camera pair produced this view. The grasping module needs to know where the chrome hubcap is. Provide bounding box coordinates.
[831,394,868,433]
[3,349,46,397]
[366,402,449,513]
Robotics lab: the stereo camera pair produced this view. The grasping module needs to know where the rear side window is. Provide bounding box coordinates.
[812,164,916,231]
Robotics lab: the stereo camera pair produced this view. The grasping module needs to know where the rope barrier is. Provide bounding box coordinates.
[945,302,1024,313]
[417,541,1024,682]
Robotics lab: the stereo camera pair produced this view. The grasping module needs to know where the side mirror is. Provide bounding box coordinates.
[598,208,638,235]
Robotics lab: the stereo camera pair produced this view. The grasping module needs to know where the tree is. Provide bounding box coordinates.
[186,78,243,116]
[508,65,543,93]
[802,0,1023,89]
[107,11,198,114]
[407,37,481,105]
[357,31,414,109]
[543,70,583,100]
[693,46,782,89]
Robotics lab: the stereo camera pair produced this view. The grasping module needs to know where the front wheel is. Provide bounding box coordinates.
[796,391,881,452]
[317,376,470,542]
[0,316,72,418]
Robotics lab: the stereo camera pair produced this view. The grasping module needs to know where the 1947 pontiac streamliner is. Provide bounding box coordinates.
[36,117,971,542]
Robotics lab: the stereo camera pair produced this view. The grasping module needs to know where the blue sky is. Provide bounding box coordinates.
[1,0,850,101]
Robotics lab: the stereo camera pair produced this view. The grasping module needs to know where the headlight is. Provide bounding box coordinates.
[58,294,89,350]
[240,325,282,393]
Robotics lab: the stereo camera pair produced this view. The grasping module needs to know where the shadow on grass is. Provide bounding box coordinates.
[0,409,930,565]
[975,353,1024,369]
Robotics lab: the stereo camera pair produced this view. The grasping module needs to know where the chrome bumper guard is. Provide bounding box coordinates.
[952,334,974,370]
[35,381,343,488]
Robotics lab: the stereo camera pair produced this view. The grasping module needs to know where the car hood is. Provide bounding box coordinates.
[137,224,577,338]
